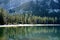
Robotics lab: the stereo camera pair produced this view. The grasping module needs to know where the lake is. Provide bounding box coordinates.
[4,26,60,40]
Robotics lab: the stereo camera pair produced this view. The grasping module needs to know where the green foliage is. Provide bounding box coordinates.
[0,8,5,25]
[0,8,8,25]
[6,13,57,24]
[0,8,58,24]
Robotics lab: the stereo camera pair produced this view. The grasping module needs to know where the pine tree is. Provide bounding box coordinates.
[0,8,5,25]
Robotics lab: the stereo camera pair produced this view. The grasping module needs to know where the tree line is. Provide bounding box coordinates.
[0,8,59,25]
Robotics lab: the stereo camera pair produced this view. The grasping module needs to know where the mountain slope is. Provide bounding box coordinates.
[5,0,60,17]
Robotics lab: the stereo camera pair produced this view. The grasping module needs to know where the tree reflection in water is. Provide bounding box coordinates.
[4,26,60,40]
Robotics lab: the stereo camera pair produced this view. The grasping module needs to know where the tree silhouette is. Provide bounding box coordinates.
[0,8,5,25]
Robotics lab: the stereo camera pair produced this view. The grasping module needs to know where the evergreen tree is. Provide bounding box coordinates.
[0,8,5,25]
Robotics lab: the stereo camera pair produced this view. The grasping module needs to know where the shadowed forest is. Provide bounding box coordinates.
[0,8,60,25]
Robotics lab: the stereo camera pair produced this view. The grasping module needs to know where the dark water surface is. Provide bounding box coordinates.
[4,26,60,40]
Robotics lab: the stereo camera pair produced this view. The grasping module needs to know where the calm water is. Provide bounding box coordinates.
[4,26,60,40]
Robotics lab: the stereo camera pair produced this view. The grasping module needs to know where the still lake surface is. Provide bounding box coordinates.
[4,26,60,40]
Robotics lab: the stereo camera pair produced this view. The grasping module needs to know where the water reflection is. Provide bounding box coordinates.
[5,26,60,40]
